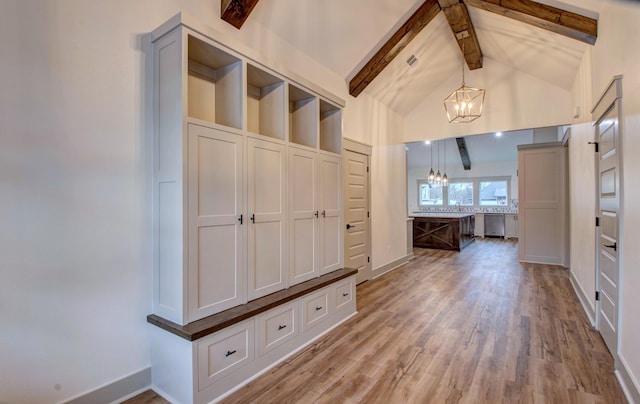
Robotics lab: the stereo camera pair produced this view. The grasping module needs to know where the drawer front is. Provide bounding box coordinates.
[334,278,354,311]
[257,301,298,356]
[197,319,255,390]
[302,289,329,331]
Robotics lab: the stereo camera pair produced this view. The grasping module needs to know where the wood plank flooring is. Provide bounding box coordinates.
[129,239,627,403]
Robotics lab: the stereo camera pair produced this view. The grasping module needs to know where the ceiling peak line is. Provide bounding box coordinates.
[438,0,483,70]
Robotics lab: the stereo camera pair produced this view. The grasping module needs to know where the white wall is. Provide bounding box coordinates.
[403,57,573,142]
[0,1,408,402]
[570,0,640,398]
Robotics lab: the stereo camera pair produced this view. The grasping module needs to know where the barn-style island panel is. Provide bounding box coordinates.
[412,213,475,251]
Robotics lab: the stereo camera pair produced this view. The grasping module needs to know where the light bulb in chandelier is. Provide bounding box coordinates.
[435,170,442,182]
[442,173,448,186]
[428,168,435,183]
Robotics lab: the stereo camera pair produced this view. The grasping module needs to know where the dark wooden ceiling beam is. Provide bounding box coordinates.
[456,137,471,170]
[221,0,261,29]
[438,1,483,70]
[349,0,441,97]
[464,0,597,45]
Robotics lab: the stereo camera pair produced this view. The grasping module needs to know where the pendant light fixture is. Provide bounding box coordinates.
[443,44,486,123]
[428,141,435,183]
[435,140,442,183]
[442,139,449,187]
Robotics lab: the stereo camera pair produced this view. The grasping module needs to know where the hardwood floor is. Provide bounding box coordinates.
[130,239,627,403]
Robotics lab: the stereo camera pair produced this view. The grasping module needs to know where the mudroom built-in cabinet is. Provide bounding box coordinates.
[148,13,354,404]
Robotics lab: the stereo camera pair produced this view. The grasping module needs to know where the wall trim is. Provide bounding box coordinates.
[569,270,596,327]
[63,367,151,404]
[343,137,372,156]
[372,254,411,279]
[617,355,640,404]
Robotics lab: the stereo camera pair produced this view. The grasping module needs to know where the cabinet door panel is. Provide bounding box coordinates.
[188,124,244,321]
[289,147,318,285]
[247,138,287,300]
[319,155,342,275]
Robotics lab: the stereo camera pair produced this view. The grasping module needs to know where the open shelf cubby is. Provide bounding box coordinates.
[288,84,318,148]
[187,35,242,129]
[319,99,342,154]
[247,64,285,140]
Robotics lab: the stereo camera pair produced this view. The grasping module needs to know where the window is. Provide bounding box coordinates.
[448,182,474,206]
[479,180,509,206]
[418,181,443,206]
[415,176,511,209]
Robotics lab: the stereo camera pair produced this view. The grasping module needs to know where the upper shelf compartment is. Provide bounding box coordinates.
[187,35,242,129]
[288,84,318,148]
[319,99,342,154]
[247,64,285,140]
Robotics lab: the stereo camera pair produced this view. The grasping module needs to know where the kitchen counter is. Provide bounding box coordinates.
[411,212,475,219]
[412,214,475,251]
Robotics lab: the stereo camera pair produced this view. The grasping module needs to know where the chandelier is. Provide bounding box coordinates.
[443,45,485,123]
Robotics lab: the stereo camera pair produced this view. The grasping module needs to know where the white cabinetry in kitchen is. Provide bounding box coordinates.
[505,214,519,239]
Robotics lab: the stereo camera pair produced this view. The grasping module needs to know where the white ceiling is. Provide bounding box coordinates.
[247,0,604,115]
[406,129,536,169]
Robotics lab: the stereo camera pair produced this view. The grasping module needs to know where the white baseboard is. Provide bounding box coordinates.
[372,254,411,279]
[617,355,640,404]
[569,271,596,327]
[63,367,151,404]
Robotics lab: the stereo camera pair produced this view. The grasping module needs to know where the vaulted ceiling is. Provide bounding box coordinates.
[222,0,603,115]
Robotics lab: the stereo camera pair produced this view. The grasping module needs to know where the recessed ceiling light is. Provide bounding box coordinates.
[496,132,502,137]
[424,140,431,145]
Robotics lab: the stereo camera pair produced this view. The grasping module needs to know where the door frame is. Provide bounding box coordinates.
[592,75,623,365]
[343,138,372,284]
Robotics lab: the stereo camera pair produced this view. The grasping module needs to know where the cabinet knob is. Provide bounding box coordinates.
[278,324,287,330]
[346,224,355,229]
[315,306,323,311]
[322,210,326,217]
[314,211,319,218]
[225,350,237,357]
[342,292,349,297]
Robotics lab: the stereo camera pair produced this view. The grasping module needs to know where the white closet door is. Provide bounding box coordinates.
[188,124,244,322]
[247,137,287,300]
[319,154,342,275]
[288,147,318,285]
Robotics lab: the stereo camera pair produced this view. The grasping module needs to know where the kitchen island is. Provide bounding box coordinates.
[411,213,475,251]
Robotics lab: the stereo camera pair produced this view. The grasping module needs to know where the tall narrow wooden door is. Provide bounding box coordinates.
[247,137,286,300]
[344,150,370,284]
[288,147,318,285]
[187,124,244,321]
[319,154,342,275]
[595,80,622,358]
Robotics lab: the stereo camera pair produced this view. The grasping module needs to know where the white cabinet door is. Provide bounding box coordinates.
[247,137,287,300]
[288,147,318,285]
[505,214,519,238]
[319,154,342,275]
[188,124,244,322]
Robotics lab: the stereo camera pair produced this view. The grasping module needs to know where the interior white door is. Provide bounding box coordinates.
[247,137,287,300]
[288,147,318,285]
[187,124,244,321]
[319,154,342,275]
[344,150,370,284]
[596,102,621,357]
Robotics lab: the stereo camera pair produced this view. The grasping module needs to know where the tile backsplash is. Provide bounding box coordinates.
[415,203,518,214]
